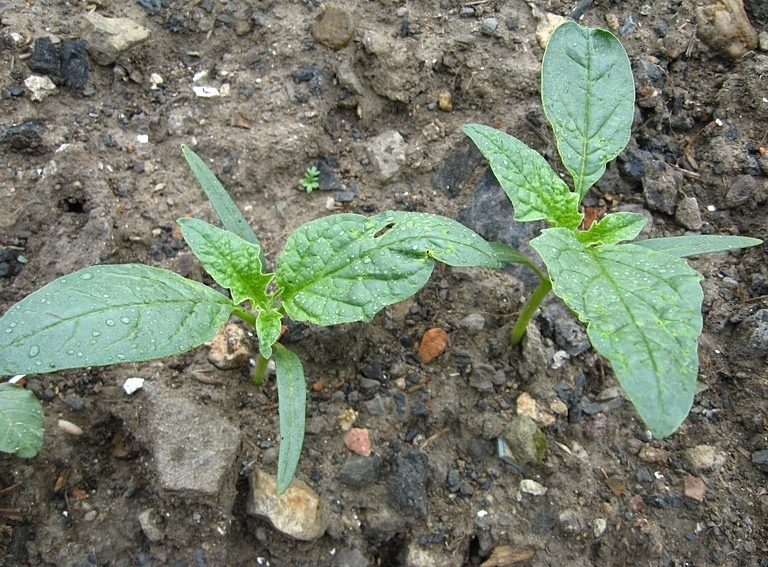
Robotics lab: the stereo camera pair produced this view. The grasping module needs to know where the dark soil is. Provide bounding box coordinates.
[1,1,767,565]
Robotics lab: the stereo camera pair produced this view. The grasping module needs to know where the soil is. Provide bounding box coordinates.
[1,1,768,566]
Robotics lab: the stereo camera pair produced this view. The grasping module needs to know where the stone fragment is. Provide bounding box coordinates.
[481,17,499,36]
[459,313,485,334]
[247,469,327,540]
[683,475,707,501]
[343,427,371,456]
[332,548,370,567]
[675,196,703,230]
[519,479,547,496]
[404,542,463,567]
[338,455,382,487]
[438,91,453,111]
[366,130,406,181]
[751,449,768,472]
[138,509,164,542]
[0,119,46,153]
[24,75,57,101]
[642,160,681,215]
[502,416,547,466]
[733,309,768,358]
[516,392,556,427]
[80,12,150,66]
[696,0,758,59]
[593,518,608,538]
[388,449,428,518]
[725,174,757,207]
[206,322,250,370]
[336,60,364,95]
[417,327,447,363]
[311,6,355,50]
[143,382,241,502]
[530,7,567,49]
[684,444,726,472]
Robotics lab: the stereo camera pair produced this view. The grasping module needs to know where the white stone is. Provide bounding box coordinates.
[123,377,145,395]
[519,479,547,496]
[24,75,57,101]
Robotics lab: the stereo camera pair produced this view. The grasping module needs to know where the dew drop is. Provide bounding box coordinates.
[76,352,83,357]
[92,331,101,337]
[106,319,115,326]
[120,317,130,324]
[28,345,40,358]
[81,273,93,280]
[117,354,126,360]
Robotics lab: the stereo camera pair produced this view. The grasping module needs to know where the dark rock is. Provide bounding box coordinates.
[26,37,60,76]
[751,450,768,472]
[388,449,428,518]
[338,455,382,487]
[27,37,89,89]
[618,148,653,182]
[636,466,654,483]
[642,160,681,215]
[63,396,85,411]
[469,363,497,392]
[0,248,23,278]
[431,137,483,197]
[317,161,342,191]
[538,303,590,356]
[725,174,757,208]
[137,0,169,14]
[733,309,768,358]
[0,119,46,153]
[530,506,556,535]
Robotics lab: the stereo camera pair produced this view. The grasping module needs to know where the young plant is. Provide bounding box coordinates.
[464,21,762,439]
[299,165,320,193]
[0,146,500,493]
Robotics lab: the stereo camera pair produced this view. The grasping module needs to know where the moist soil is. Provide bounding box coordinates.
[1,1,768,565]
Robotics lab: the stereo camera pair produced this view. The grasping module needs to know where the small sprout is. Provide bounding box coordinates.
[299,165,320,193]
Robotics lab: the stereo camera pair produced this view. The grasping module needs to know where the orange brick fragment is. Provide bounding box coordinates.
[418,328,447,363]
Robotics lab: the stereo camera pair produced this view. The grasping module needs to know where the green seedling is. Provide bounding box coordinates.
[299,165,320,193]
[464,21,762,439]
[0,146,499,493]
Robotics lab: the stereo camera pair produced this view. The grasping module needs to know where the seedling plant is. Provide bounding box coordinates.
[464,21,761,438]
[299,165,320,193]
[0,146,499,493]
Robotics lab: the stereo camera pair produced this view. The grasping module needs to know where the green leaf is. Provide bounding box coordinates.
[577,212,647,246]
[490,242,534,265]
[255,309,283,359]
[542,21,635,197]
[531,228,703,438]
[178,218,274,308]
[181,145,266,266]
[0,265,235,375]
[273,344,306,494]
[278,211,500,325]
[463,124,583,229]
[634,235,763,258]
[0,383,44,458]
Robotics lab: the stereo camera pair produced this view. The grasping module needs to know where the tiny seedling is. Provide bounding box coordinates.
[0,147,499,493]
[464,21,762,438]
[299,165,320,193]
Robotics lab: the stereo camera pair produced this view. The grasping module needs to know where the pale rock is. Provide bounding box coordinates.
[675,196,703,230]
[696,0,758,59]
[519,478,548,496]
[206,322,250,370]
[685,444,726,472]
[24,75,57,101]
[366,130,406,181]
[80,12,150,65]
[516,392,556,427]
[138,509,164,542]
[247,469,327,541]
[530,6,567,49]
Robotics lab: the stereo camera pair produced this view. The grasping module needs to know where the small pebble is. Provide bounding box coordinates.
[481,17,499,36]
[123,377,145,395]
[418,328,447,363]
[343,428,371,456]
[519,479,547,496]
[438,92,452,111]
[58,419,84,436]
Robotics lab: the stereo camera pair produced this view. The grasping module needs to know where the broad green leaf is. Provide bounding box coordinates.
[542,21,635,197]
[0,265,235,375]
[181,145,266,266]
[531,228,703,438]
[278,211,500,325]
[577,212,647,246]
[273,344,306,494]
[635,235,763,258]
[463,124,583,229]
[178,218,274,308]
[255,309,283,359]
[490,242,534,266]
[0,383,44,458]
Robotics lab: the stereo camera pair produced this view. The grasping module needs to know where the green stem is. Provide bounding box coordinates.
[252,353,270,386]
[510,276,552,346]
[232,306,257,327]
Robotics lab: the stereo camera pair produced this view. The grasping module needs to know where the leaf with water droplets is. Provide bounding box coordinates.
[273,344,306,494]
[542,21,635,197]
[0,265,235,375]
[531,228,704,438]
[277,211,500,325]
[0,382,44,458]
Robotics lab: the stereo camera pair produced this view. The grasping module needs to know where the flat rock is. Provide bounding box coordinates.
[247,469,327,541]
[684,444,726,472]
[0,119,46,153]
[366,130,406,181]
[696,0,758,59]
[142,381,241,504]
[80,12,150,66]
[642,159,681,215]
[338,455,382,486]
[311,6,355,50]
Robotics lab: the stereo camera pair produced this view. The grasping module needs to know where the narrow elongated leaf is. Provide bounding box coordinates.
[542,21,635,197]
[0,265,235,375]
[278,211,500,325]
[273,344,306,494]
[577,212,647,246]
[255,309,283,359]
[531,228,703,438]
[178,218,274,308]
[181,145,266,265]
[490,242,534,266]
[463,124,583,229]
[0,383,44,458]
[634,235,763,257]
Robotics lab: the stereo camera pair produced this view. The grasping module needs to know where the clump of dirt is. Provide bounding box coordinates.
[1,1,767,565]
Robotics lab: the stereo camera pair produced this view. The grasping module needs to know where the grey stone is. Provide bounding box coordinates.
[365,395,387,416]
[388,449,428,518]
[481,17,499,35]
[332,548,370,567]
[752,450,768,472]
[247,469,327,541]
[642,160,681,215]
[502,416,547,466]
[142,382,241,504]
[733,309,768,358]
[137,509,164,542]
[459,313,486,334]
[336,60,364,95]
[725,174,757,208]
[366,130,406,181]
[80,12,150,66]
[675,196,703,230]
[338,455,383,487]
[0,119,46,153]
[685,444,726,472]
[470,363,503,392]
